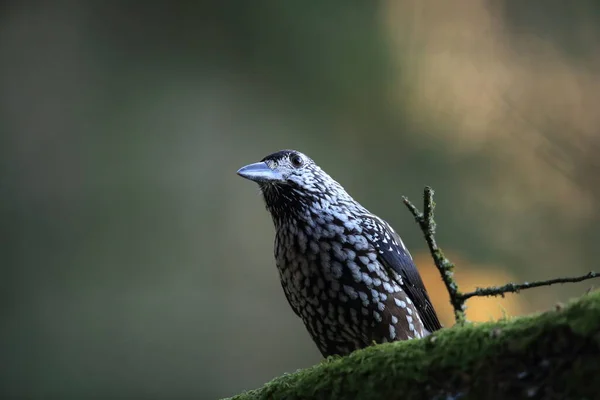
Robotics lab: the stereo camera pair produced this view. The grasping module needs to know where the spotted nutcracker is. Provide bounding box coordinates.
[237,149,442,357]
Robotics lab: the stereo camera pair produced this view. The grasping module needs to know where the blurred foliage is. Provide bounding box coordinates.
[1,1,599,398]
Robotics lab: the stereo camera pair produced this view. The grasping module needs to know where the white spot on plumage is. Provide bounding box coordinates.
[373,311,382,322]
[353,235,369,250]
[391,315,398,324]
[331,261,343,278]
[300,260,309,277]
[332,242,344,260]
[394,298,407,308]
[370,289,380,302]
[389,325,396,339]
[344,248,356,260]
[344,220,358,231]
[309,241,319,253]
[377,302,385,311]
[361,273,373,286]
[358,291,369,306]
[296,230,307,251]
[383,282,393,293]
[343,285,358,299]
[352,270,362,283]
[320,251,330,268]
[333,210,348,222]
[331,224,345,236]
[294,271,303,287]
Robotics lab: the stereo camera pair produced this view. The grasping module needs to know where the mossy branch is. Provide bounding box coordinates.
[227,186,600,400]
[226,291,600,400]
[402,186,600,325]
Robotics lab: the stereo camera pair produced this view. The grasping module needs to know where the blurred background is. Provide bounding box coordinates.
[1,1,599,398]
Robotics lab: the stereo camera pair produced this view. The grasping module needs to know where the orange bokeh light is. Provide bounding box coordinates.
[415,252,525,327]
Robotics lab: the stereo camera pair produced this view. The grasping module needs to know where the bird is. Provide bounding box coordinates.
[237,149,442,357]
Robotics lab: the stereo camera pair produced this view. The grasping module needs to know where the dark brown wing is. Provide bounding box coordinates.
[360,214,443,333]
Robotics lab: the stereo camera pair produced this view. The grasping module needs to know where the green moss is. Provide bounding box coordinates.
[226,291,600,400]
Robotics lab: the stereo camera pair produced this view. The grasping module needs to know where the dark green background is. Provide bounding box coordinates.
[2,1,599,398]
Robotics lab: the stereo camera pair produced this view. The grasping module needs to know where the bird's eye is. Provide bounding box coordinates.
[290,154,304,168]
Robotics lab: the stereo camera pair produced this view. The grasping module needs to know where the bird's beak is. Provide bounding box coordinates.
[237,161,284,183]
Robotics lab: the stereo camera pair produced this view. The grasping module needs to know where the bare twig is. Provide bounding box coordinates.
[403,186,600,326]
[402,187,466,324]
[460,272,600,300]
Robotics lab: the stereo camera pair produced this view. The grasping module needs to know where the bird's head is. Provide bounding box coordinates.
[237,149,351,217]
[237,149,313,185]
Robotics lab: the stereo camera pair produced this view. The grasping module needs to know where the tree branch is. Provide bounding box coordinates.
[402,186,466,323]
[226,291,600,400]
[460,272,600,301]
[227,187,600,400]
[403,186,600,325]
